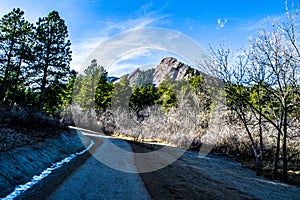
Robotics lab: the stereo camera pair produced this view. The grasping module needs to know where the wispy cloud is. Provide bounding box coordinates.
[70,35,108,71]
[107,49,169,76]
[71,4,169,72]
[76,27,209,77]
[96,15,167,33]
[216,18,227,30]
[238,14,285,32]
[140,2,154,15]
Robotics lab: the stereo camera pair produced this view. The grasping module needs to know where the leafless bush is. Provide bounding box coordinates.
[110,89,212,148]
[65,104,102,133]
[0,108,69,152]
[211,108,300,171]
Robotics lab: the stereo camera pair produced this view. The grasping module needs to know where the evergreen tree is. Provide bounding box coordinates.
[0,8,32,104]
[82,59,103,108]
[130,84,157,111]
[33,10,72,110]
[112,76,131,110]
[155,76,177,110]
[44,69,77,116]
[72,74,85,105]
[95,67,114,112]
[73,60,107,110]
[10,21,34,107]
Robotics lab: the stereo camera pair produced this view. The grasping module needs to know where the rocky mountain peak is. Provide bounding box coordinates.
[121,57,198,87]
[152,57,190,86]
[160,57,179,67]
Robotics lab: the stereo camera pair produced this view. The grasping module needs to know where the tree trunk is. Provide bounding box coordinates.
[256,155,263,176]
[39,38,51,111]
[1,42,14,103]
[11,52,23,109]
[91,75,95,108]
[282,109,288,182]
[236,110,263,176]
[39,64,48,111]
[258,86,264,176]
[273,130,281,179]
[252,145,259,175]
[258,127,264,175]
[250,144,263,176]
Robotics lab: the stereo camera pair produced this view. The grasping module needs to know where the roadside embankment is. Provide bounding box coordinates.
[0,129,92,199]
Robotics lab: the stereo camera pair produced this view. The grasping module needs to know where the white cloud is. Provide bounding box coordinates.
[69,0,172,72]
[107,49,167,76]
[71,13,168,73]
[216,18,227,29]
[70,35,108,72]
[140,2,154,15]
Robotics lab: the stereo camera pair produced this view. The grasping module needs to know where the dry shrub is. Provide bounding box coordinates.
[0,108,68,152]
[110,90,211,148]
[0,109,63,135]
[63,104,103,133]
[0,128,33,152]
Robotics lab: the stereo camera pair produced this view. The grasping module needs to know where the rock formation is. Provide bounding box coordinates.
[152,57,191,86]
[122,57,199,87]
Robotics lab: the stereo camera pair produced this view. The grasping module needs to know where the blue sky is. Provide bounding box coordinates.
[0,0,290,75]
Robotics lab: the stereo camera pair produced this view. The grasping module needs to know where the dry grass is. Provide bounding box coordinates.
[0,108,68,152]
[62,104,103,133]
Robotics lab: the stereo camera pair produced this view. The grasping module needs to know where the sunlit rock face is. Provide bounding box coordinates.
[123,57,199,87]
[153,57,190,87]
[127,68,141,84]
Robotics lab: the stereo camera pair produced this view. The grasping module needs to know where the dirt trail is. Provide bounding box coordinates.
[131,142,300,200]
[47,137,150,200]
[47,133,300,200]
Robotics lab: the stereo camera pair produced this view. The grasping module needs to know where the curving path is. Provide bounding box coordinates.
[47,135,150,200]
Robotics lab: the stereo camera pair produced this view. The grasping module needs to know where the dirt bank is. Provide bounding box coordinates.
[0,129,91,198]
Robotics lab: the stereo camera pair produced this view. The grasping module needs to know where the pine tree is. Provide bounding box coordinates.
[73,59,106,110]
[44,69,77,116]
[130,84,157,111]
[95,67,114,112]
[0,8,31,104]
[155,76,177,110]
[10,20,34,107]
[112,76,131,110]
[83,59,103,108]
[33,10,72,110]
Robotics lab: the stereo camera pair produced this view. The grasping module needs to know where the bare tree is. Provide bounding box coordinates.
[248,11,300,181]
[209,43,266,176]
[209,2,300,182]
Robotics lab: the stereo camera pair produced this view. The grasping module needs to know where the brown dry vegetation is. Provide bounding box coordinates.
[65,101,300,186]
[0,108,67,152]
